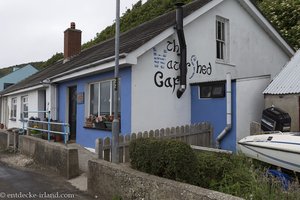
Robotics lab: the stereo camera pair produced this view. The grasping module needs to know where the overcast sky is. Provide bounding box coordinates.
[0,0,142,68]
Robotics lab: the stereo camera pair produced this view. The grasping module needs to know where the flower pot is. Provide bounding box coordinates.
[31,133,43,139]
[94,122,106,129]
[54,134,62,142]
[104,121,112,129]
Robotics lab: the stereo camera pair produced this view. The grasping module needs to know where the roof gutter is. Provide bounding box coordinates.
[175,3,187,99]
[1,85,46,97]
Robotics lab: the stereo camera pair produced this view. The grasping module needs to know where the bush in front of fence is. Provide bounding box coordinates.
[129,138,200,185]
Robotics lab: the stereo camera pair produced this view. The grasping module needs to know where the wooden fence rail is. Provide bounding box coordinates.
[95,122,212,163]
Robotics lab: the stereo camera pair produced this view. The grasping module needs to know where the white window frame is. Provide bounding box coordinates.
[21,95,29,119]
[88,79,120,117]
[10,97,17,119]
[216,16,230,63]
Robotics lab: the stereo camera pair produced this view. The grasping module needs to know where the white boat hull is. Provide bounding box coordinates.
[238,132,300,173]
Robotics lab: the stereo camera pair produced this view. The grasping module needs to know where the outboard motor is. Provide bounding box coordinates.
[261,106,291,132]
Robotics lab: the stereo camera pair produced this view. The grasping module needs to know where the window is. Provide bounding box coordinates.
[11,97,17,119]
[216,16,229,61]
[89,80,120,117]
[199,82,225,98]
[4,83,14,89]
[21,96,28,119]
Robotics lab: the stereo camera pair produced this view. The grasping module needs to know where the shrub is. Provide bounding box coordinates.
[196,151,300,199]
[129,138,199,185]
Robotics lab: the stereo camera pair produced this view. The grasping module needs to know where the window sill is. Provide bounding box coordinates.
[19,119,28,122]
[83,126,112,132]
[9,118,16,121]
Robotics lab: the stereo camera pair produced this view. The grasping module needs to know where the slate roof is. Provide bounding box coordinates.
[0,0,212,95]
[263,50,300,95]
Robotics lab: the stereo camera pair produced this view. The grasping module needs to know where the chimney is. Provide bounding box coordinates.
[64,22,82,62]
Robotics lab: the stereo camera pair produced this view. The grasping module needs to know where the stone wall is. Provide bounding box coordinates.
[88,159,242,200]
[19,135,79,179]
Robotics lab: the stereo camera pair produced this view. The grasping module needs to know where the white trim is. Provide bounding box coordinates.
[2,85,46,97]
[184,0,224,26]
[237,0,294,56]
[49,53,130,81]
[51,58,129,83]
[236,75,271,82]
[128,0,224,60]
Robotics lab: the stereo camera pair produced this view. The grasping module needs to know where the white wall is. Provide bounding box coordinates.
[131,0,290,133]
[7,90,39,129]
[236,76,270,144]
[6,87,50,129]
[131,38,191,132]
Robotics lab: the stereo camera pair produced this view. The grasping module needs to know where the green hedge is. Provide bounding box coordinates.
[129,138,300,199]
[129,138,199,185]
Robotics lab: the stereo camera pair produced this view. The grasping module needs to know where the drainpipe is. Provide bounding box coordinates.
[216,73,232,149]
[175,3,187,99]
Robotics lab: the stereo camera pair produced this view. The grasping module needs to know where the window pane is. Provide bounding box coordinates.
[212,86,224,96]
[221,22,225,40]
[200,86,212,98]
[21,96,28,119]
[216,42,220,59]
[220,42,224,59]
[11,98,17,118]
[217,21,222,40]
[216,41,224,59]
[90,83,99,116]
[100,81,110,115]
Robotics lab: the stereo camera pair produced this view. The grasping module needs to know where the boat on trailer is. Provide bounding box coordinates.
[238,132,300,173]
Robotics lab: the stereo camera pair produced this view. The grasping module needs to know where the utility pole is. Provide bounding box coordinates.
[112,0,120,163]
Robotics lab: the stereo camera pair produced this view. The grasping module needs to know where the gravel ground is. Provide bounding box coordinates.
[0,150,89,194]
[0,151,34,167]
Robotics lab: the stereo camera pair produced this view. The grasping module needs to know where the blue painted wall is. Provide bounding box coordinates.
[58,67,131,148]
[191,81,236,151]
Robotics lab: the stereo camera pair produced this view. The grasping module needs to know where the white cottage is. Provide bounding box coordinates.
[0,0,294,151]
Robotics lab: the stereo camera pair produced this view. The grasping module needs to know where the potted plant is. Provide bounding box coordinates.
[85,115,94,128]
[30,125,42,138]
[94,116,106,129]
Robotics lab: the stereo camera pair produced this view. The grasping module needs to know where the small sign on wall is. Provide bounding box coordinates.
[77,92,84,104]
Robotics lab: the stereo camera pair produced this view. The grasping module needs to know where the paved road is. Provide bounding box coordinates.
[0,162,95,200]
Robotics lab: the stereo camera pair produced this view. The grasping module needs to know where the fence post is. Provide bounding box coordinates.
[159,128,165,138]
[103,137,111,162]
[149,130,154,138]
[95,138,103,159]
[154,129,159,138]
[124,134,131,162]
[143,131,149,138]
[47,111,51,142]
[119,135,124,163]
